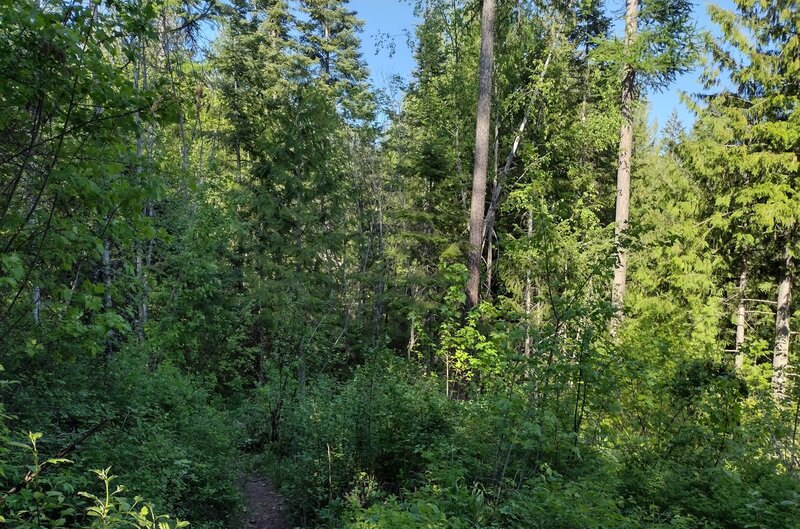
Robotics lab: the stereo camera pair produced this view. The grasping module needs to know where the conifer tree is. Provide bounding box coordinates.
[601,0,696,333]
[687,0,799,399]
[297,0,374,121]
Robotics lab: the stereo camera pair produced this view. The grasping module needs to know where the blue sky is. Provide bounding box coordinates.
[348,0,737,133]
[349,0,418,105]
[644,0,737,130]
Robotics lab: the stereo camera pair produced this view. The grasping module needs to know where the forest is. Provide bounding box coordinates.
[1,0,799,527]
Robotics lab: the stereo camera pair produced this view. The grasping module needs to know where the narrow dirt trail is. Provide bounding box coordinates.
[242,475,292,529]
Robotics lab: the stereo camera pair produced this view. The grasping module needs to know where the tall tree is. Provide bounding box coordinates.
[610,0,638,333]
[298,0,374,122]
[466,0,496,310]
[686,0,798,396]
[602,0,695,333]
[734,260,747,370]
[773,251,793,399]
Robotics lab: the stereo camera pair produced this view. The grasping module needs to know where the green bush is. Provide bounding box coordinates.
[256,353,453,525]
[3,352,243,529]
[1,433,188,529]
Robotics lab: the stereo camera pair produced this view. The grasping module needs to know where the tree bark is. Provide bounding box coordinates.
[32,286,41,324]
[103,239,112,309]
[610,0,638,335]
[133,36,146,342]
[371,175,386,345]
[407,320,416,361]
[31,194,41,325]
[734,261,747,370]
[466,0,496,310]
[772,251,793,401]
[524,209,533,357]
[485,101,500,300]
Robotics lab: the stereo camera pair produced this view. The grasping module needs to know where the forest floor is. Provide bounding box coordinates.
[242,474,292,529]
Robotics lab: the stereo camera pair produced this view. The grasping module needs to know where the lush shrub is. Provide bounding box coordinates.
[258,342,800,529]
[255,353,453,526]
[3,352,243,529]
[344,497,448,529]
[1,435,188,529]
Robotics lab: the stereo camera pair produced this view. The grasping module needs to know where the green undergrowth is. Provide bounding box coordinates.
[1,351,246,529]
[251,352,800,529]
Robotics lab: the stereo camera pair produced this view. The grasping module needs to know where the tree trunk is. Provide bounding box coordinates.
[141,202,153,334]
[31,205,41,324]
[466,0,496,310]
[407,319,417,361]
[734,261,747,370]
[610,0,638,335]
[133,37,145,342]
[485,102,500,300]
[135,247,144,341]
[32,286,41,324]
[103,239,112,309]
[772,251,793,401]
[103,237,114,363]
[485,236,494,299]
[524,209,533,357]
[480,25,560,252]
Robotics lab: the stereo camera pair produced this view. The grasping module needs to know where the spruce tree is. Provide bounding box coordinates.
[600,0,696,333]
[686,0,799,399]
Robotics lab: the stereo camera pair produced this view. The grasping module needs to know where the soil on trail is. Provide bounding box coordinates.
[242,476,293,529]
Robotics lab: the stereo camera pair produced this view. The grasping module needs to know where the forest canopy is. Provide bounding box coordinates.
[0,1,798,528]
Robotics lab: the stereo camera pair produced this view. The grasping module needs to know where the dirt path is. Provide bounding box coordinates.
[242,475,292,529]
